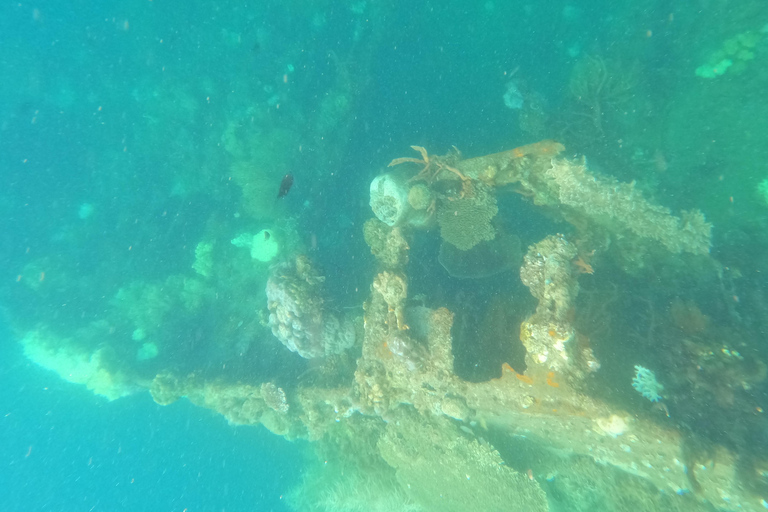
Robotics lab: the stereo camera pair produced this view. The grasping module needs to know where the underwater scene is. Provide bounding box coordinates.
[2,1,768,510]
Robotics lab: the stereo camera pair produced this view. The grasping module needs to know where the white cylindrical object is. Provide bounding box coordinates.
[369,173,411,226]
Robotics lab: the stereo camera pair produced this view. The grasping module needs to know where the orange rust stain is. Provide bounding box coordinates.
[547,329,557,337]
[501,362,515,373]
[510,140,565,159]
[377,341,393,360]
[546,371,560,388]
[515,373,534,385]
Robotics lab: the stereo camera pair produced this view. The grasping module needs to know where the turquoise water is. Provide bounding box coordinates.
[3,1,768,511]
[0,322,302,512]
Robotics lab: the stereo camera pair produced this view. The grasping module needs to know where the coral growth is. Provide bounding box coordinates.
[696,30,762,78]
[14,129,757,512]
[567,54,637,139]
[21,329,139,401]
[261,381,290,413]
[266,255,357,359]
[419,142,711,265]
[363,219,410,269]
[545,157,712,256]
[378,411,548,512]
[632,365,664,402]
[436,183,498,251]
[372,271,408,330]
[289,470,422,512]
[407,183,433,211]
[519,235,582,374]
[192,241,214,277]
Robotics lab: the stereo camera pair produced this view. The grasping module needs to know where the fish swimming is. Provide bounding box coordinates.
[277,173,294,198]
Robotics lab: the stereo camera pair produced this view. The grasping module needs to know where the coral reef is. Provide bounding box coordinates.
[396,141,713,263]
[192,241,213,277]
[13,131,764,511]
[363,218,410,270]
[632,365,664,402]
[545,157,712,256]
[227,160,283,221]
[696,30,763,78]
[149,371,188,406]
[136,342,158,361]
[519,234,582,375]
[111,280,175,336]
[565,54,638,143]
[21,328,139,401]
[372,271,408,330]
[261,381,290,413]
[378,411,548,512]
[454,139,566,187]
[436,182,498,251]
[266,255,357,359]
[289,469,422,512]
[407,183,432,211]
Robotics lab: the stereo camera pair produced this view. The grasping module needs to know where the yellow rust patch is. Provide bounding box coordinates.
[510,140,565,159]
[546,371,560,388]
[515,373,535,385]
[502,363,535,385]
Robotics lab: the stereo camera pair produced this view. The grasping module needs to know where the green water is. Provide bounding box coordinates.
[2,1,768,511]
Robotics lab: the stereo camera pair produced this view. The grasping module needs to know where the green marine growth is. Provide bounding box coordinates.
[695,30,764,78]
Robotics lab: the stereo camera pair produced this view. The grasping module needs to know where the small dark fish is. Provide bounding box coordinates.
[277,173,294,198]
